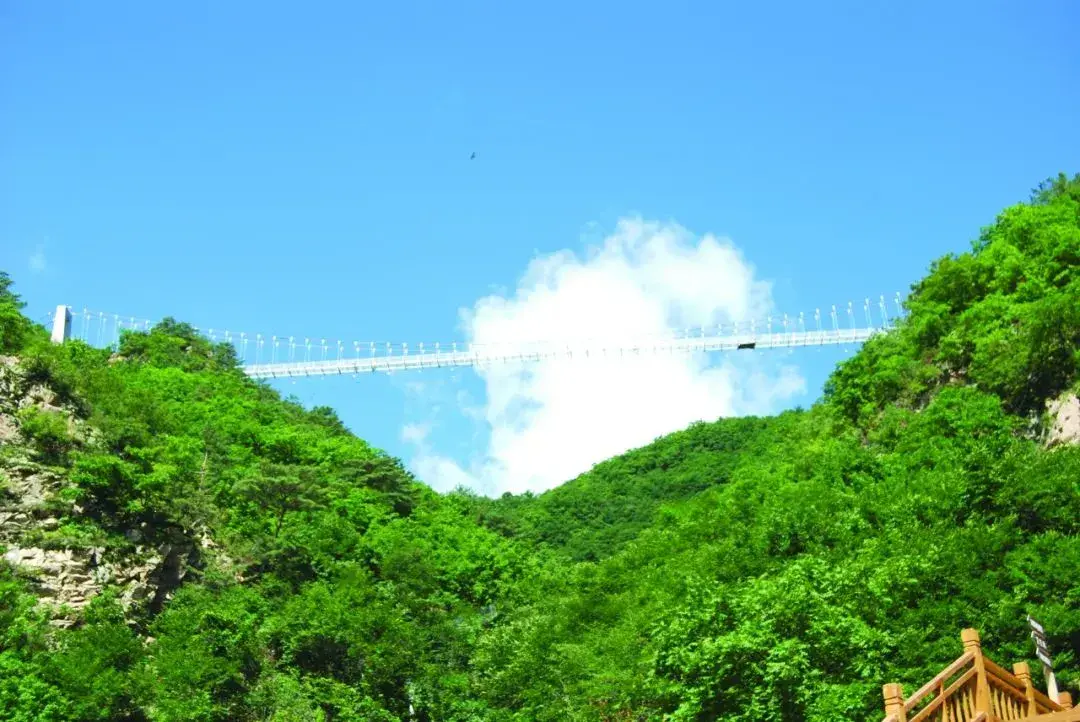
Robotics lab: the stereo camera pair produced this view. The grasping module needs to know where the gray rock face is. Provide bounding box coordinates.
[0,412,16,444]
[1,462,62,512]
[0,355,201,622]
[2,539,197,617]
[2,546,103,614]
[0,356,21,404]
[1047,392,1080,447]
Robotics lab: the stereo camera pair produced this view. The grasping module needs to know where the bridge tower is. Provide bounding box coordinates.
[50,305,71,344]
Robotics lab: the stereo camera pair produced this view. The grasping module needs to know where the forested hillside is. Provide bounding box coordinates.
[467,415,777,562]
[1,173,1078,721]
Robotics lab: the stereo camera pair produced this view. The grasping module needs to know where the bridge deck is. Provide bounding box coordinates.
[242,328,883,378]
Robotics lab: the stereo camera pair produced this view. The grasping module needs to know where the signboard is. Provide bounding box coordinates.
[1028,615,1059,701]
[1028,616,1054,670]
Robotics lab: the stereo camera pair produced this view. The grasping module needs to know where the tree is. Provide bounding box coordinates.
[2,176,1079,720]
[235,462,326,540]
[0,271,34,353]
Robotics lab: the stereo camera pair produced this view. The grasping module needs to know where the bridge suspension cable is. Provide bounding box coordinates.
[242,326,884,379]
[49,293,906,379]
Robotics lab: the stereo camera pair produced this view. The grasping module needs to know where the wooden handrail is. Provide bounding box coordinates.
[986,657,1025,690]
[988,673,1030,702]
[1032,710,1080,722]
[988,672,1031,719]
[1034,687,1068,714]
[903,651,975,713]
[909,668,977,722]
[882,628,1068,722]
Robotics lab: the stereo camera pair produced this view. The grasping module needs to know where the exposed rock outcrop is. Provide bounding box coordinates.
[1,354,200,623]
[2,546,103,626]
[0,411,16,444]
[1047,392,1080,448]
[2,539,198,624]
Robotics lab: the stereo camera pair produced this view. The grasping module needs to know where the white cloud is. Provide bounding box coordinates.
[29,246,47,273]
[411,452,479,493]
[400,422,430,445]
[406,217,806,496]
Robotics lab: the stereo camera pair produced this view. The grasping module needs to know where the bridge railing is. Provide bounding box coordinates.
[44,294,911,377]
[240,327,886,378]
[882,629,1072,722]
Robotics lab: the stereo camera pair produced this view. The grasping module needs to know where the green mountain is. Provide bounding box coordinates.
[1,173,1078,721]
[466,414,777,562]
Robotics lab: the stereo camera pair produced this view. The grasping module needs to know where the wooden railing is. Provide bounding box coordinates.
[882,629,1074,722]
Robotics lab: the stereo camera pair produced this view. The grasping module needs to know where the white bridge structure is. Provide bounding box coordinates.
[48,294,904,380]
[241,327,883,379]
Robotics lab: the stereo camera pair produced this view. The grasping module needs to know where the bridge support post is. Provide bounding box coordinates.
[50,305,71,344]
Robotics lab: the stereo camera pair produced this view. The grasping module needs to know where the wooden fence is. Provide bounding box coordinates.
[882,629,1074,722]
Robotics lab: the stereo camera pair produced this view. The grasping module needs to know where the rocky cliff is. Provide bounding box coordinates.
[0,356,197,626]
[1048,391,1080,448]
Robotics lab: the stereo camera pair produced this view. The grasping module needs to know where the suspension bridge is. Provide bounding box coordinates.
[45,293,906,380]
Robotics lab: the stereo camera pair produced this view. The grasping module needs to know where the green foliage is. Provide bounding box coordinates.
[827,172,1080,420]
[0,566,142,721]
[234,462,326,541]
[469,416,774,561]
[143,584,268,720]
[44,594,144,721]
[20,519,109,551]
[0,271,38,354]
[16,407,76,466]
[118,317,239,374]
[0,287,523,720]
[0,174,1078,720]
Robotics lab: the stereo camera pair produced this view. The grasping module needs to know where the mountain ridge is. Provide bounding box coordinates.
[0,173,1078,720]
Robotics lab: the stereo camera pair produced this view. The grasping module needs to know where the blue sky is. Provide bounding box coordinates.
[3,1,1078,494]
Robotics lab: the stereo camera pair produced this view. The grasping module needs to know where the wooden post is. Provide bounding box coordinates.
[1044,664,1061,705]
[1013,662,1036,717]
[962,629,992,716]
[883,683,907,722]
[1059,691,1073,709]
[1029,615,1060,705]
